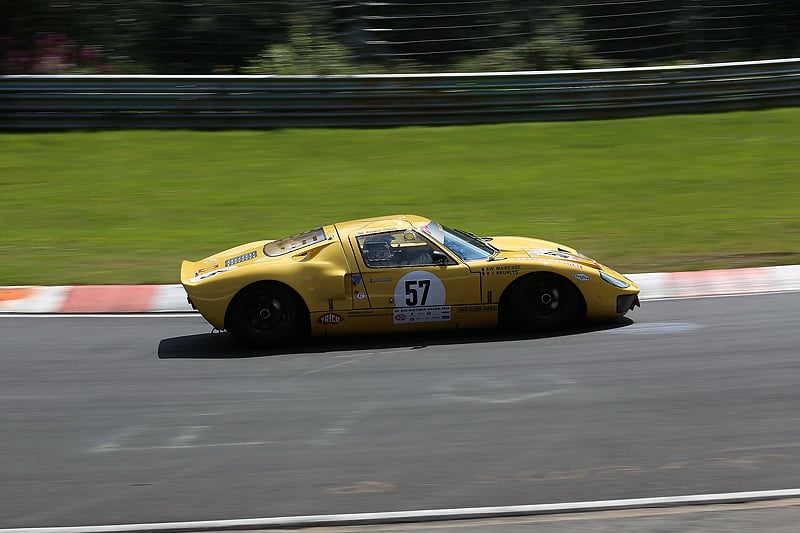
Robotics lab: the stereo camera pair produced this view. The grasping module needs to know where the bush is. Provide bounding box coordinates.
[451,14,617,72]
[243,12,614,76]
[1,33,118,74]
[243,16,375,75]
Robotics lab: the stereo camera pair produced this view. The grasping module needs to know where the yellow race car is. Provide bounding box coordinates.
[181,214,639,346]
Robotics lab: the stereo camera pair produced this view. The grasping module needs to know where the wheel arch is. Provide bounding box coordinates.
[498,271,587,327]
[224,279,311,334]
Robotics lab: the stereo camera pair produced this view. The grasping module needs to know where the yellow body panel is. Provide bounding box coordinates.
[181,214,639,337]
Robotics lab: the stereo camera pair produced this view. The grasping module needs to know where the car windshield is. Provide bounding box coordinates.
[420,221,497,262]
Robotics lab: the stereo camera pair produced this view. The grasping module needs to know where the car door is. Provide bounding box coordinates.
[349,229,481,327]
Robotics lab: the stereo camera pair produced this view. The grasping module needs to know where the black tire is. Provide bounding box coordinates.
[225,282,307,347]
[501,273,583,332]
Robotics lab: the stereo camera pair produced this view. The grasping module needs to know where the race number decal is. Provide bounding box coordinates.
[394,271,446,307]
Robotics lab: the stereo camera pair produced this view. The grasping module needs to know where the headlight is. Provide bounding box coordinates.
[600,270,630,289]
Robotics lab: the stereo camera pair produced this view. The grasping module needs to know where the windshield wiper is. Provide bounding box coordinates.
[455,229,491,245]
[455,228,501,259]
[460,229,499,251]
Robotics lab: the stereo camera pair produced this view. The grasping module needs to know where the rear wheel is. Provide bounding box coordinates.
[502,273,582,332]
[225,282,307,347]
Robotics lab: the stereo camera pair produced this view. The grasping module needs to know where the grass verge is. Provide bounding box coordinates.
[2,108,799,285]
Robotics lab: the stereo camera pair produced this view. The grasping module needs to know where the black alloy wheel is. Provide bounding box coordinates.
[503,273,582,331]
[226,282,306,347]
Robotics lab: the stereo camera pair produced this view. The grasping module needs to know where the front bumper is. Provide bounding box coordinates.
[617,294,641,314]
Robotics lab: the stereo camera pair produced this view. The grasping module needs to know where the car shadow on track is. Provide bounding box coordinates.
[157,317,635,359]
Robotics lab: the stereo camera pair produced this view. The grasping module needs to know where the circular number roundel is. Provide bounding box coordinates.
[394,271,446,307]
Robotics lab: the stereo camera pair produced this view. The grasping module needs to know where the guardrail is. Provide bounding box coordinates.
[1,58,799,129]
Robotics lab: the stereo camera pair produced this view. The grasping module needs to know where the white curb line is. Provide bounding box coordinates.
[2,488,799,533]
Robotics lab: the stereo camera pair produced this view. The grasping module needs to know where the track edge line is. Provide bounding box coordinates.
[4,488,800,533]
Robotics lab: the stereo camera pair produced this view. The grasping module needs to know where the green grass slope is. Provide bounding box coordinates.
[2,108,799,285]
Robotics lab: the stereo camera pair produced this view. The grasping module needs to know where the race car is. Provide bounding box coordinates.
[181,214,639,346]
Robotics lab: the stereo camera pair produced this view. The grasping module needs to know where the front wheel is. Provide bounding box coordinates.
[225,282,307,347]
[501,273,583,332]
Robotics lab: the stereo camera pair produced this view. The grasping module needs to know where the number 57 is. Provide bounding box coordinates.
[405,279,431,306]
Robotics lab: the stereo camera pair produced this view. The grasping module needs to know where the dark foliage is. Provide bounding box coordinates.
[2,0,798,74]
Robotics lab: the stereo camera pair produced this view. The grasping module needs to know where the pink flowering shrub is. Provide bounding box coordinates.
[1,34,115,74]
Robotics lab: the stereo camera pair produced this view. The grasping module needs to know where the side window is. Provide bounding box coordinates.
[357,230,444,268]
[359,234,396,268]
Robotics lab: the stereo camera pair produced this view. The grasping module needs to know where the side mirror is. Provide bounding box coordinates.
[432,250,450,265]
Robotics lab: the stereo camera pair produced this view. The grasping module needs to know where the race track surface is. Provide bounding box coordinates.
[2,292,799,528]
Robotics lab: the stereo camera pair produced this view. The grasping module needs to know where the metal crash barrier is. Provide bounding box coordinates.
[1,58,799,129]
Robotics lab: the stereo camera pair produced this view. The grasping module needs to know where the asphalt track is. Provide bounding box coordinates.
[2,292,800,531]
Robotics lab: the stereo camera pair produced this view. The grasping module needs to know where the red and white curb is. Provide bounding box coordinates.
[1,265,798,314]
[630,264,800,300]
[0,284,189,313]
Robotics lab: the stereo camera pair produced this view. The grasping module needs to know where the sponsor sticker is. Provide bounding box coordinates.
[352,274,363,286]
[355,227,398,236]
[456,305,498,313]
[481,265,520,276]
[528,249,575,260]
[516,257,584,269]
[561,261,584,270]
[189,266,237,283]
[393,306,451,324]
[318,313,344,325]
[196,263,219,274]
[574,273,591,282]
